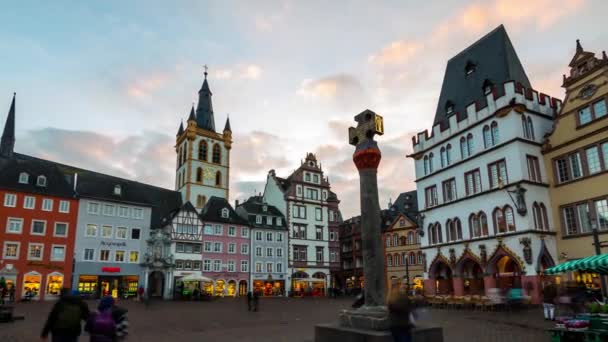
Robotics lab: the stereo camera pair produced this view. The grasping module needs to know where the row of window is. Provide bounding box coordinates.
[293,246,324,262]
[3,242,65,261]
[203,241,250,254]
[6,218,69,237]
[176,242,202,254]
[295,186,328,201]
[203,225,248,237]
[82,248,139,263]
[4,194,70,213]
[292,225,329,240]
[303,172,321,184]
[292,205,324,221]
[254,246,284,258]
[563,197,608,236]
[578,98,607,126]
[254,231,284,242]
[85,224,140,240]
[203,259,249,273]
[385,231,420,248]
[555,141,608,184]
[17,172,47,187]
[425,159,511,207]
[87,202,144,219]
[426,203,550,245]
[387,251,423,267]
[254,261,283,273]
[177,141,223,167]
[254,215,283,227]
[194,168,222,187]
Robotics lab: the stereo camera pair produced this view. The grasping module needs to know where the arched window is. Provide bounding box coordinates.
[416,232,421,244]
[215,171,222,186]
[440,147,447,168]
[480,212,489,236]
[393,234,399,247]
[522,115,529,139]
[533,202,540,230]
[483,125,492,148]
[428,153,434,173]
[183,141,188,163]
[540,203,549,231]
[409,252,416,265]
[212,144,221,164]
[446,219,453,241]
[493,207,506,234]
[491,121,499,145]
[37,175,47,187]
[177,147,182,166]
[446,144,452,165]
[394,253,400,266]
[460,137,469,159]
[527,117,535,140]
[196,168,203,183]
[423,156,429,175]
[505,206,515,232]
[467,133,474,155]
[199,141,208,161]
[19,172,29,184]
[470,213,480,238]
[402,252,407,265]
[386,235,391,247]
[435,223,443,243]
[407,231,414,245]
[399,236,406,246]
[428,224,435,245]
[387,254,393,267]
[197,195,204,207]
[417,251,423,264]
[455,218,462,240]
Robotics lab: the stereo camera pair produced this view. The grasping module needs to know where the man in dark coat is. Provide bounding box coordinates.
[246,291,253,311]
[388,291,415,342]
[41,288,90,342]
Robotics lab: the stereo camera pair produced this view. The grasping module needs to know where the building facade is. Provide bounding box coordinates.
[543,40,608,288]
[384,212,423,294]
[327,192,342,289]
[200,196,250,297]
[236,196,288,296]
[339,216,364,293]
[175,71,232,209]
[263,153,338,296]
[408,26,561,303]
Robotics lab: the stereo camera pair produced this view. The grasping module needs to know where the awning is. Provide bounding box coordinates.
[180,274,213,282]
[545,254,608,275]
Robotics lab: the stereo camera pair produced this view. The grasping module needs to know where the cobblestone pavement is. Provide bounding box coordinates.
[1,297,553,341]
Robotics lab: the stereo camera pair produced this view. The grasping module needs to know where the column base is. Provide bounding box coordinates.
[338,306,390,331]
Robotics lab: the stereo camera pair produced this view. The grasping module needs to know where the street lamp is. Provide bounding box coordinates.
[591,221,607,300]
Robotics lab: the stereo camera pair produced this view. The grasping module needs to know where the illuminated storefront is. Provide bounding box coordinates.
[76,274,139,298]
[253,280,285,296]
[22,271,42,300]
[45,272,64,298]
[215,280,226,296]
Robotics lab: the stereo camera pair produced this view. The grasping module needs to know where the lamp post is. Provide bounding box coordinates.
[591,221,607,300]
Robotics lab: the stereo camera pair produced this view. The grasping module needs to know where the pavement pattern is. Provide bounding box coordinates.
[1,297,554,341]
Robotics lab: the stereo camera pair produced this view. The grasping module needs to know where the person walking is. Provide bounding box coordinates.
[246,291,253,312]
[542,281,558,321]
[388,290,415,342]
[137,286,144,303]
[41,288,90,342]
[85,296,129,342]
[252,290,260,312]
[9,286,15,303]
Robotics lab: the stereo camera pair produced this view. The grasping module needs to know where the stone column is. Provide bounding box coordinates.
[483,275,496,296]
[452,278,464,296]
[354,145,385,307]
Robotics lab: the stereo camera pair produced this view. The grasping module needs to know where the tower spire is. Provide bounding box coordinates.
[0,93,16,158]
[195,65,216,131]
[576,39,583,53]
[223,114,232,132]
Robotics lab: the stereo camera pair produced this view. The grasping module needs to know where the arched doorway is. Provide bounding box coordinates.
[148,271,165,297]
[459,260,484,295]
[215,279,226,296]
[227,280,237,297]
[238,280,247,296]
[292,271,309,295]
[494,255,521,290]
[311,272,327,296]
[430,261,453,295]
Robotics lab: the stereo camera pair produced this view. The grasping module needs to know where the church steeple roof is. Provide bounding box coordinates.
[195,67,216,132]
[223,116,231,132]
[177,121,184,136]
[188,105,196,122]
[0,93,16,158]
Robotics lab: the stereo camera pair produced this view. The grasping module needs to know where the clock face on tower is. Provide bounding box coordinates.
[203,167,216,181]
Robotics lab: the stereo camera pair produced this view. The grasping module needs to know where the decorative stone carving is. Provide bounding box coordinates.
[520,237,533,265]
[479,244,487,264]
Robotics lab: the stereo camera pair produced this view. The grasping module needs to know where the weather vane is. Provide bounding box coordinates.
[204,64,209,78]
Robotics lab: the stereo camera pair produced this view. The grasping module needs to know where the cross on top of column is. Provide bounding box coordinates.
[348,109,384,147]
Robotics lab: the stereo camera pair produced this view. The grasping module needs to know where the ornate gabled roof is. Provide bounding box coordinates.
[432,25,531,127]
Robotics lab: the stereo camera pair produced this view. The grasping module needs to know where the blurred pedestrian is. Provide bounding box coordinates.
[9,286,15,303]
[85,296,129,342]
[542,281,557,321]
[137,286,144,302]
[41,288,90,342]
[388,290,415,342]
[253,290,260,312]
[246,291,253,311]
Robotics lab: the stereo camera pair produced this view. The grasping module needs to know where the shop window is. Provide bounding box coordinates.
[46,272,64,297]
[77,275,98,295]
[22,272,41,299]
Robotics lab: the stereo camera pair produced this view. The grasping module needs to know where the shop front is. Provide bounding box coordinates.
[0,264,18,297]
[291,271,327,296]
[73,262,143,299]
[253,279,285,296]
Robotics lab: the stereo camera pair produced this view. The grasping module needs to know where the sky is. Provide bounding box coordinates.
[1,0,607,218]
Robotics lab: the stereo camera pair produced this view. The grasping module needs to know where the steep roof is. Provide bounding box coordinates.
[432,25,531,127]
[10,153,182,228]
[0,153,74,198]
[200,196,249,225]
[195,72,216,131]
[0,93,16,158]
[236,196,287,230]
[223,117,231,132]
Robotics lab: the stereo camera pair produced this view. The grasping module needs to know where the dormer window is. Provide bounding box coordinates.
[263,205,268,212]
[221,208,229,219]
[483,79,494,95]
[256,215,262,224]
[36,175,47,187]
[465,61,476,75]
[113,185,122,196]
[445,101,454,115]
[18,172,29,184]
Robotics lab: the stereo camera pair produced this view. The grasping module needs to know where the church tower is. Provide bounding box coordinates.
[175,68,232,210]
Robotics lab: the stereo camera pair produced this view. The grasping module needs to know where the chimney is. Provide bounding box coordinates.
[235,199,240,208]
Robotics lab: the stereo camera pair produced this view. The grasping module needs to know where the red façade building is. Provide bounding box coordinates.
[0,94,79,300]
